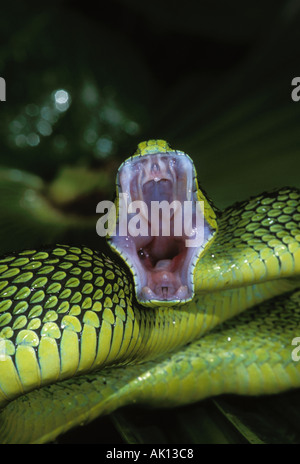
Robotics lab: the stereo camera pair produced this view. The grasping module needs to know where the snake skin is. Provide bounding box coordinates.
[0,142,300,443]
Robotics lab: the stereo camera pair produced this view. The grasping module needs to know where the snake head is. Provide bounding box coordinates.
[107,140,217,306]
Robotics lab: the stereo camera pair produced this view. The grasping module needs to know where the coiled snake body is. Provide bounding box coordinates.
[0,140,300,443]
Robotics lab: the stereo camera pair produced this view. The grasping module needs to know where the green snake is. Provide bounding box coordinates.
[0,139,300,443]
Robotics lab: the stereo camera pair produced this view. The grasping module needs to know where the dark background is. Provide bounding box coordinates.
[0,0,300,254]
[0,0,300,443]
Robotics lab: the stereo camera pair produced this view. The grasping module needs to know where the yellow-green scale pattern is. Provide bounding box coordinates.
[1,185,300,443]
[0,244,158,405]
[196,187,300,291]
[1,289,300,444]
[0,242,276,407]
[0,244,232,406]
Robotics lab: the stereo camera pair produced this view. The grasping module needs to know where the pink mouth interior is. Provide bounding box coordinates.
[109,152,213,303]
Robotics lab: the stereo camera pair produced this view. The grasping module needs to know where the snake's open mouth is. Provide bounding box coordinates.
[108,150,215,304]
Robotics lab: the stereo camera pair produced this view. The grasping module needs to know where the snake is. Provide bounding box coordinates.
[0,139,300,443]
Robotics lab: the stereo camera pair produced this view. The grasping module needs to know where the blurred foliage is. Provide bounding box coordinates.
[0,0,300,444]
[0,2,154,178]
